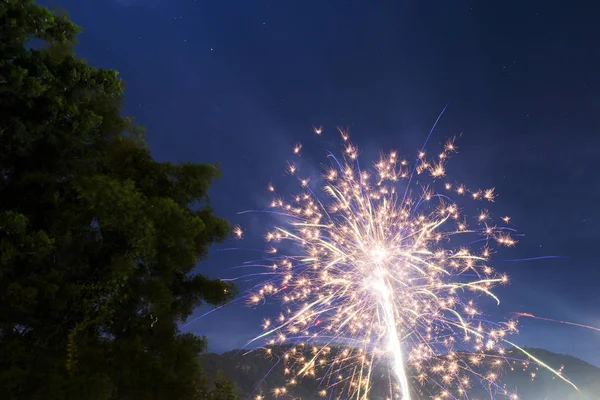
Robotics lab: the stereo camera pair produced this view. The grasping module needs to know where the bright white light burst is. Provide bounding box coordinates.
[236,126,575,399]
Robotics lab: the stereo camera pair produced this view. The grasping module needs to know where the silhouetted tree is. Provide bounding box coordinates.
[208,371,239,400]
[0,1,235,399]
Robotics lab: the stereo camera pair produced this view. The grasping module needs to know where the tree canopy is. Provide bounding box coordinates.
[0,1,237,398]
[208,371,240,400]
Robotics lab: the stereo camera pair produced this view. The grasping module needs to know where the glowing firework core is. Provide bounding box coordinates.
[369,246,388,263]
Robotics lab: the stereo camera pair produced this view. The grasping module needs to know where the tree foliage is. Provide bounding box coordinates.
[0,1,235,398]
[208,371,239,400]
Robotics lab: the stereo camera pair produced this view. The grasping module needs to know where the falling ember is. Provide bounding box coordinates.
[232,225,244,239]
[293,143,302,154]
[235,124,577,400]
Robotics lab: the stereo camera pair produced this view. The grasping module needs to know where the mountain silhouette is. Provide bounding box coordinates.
[201,346,600,399]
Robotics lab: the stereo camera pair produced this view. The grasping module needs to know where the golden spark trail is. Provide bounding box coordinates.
[503,340,579,391]
[514,312,600,333]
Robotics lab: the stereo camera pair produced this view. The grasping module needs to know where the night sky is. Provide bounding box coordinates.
[43,1,600,365]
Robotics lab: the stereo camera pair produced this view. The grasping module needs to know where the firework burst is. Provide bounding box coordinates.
[232,121,575,399]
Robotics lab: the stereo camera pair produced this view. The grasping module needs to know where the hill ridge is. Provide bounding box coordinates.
[201,346,600,399]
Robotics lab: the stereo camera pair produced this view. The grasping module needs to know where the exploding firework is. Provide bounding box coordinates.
[231,120,575,399]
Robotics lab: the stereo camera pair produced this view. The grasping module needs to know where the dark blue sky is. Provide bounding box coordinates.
[44,0,600,364]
